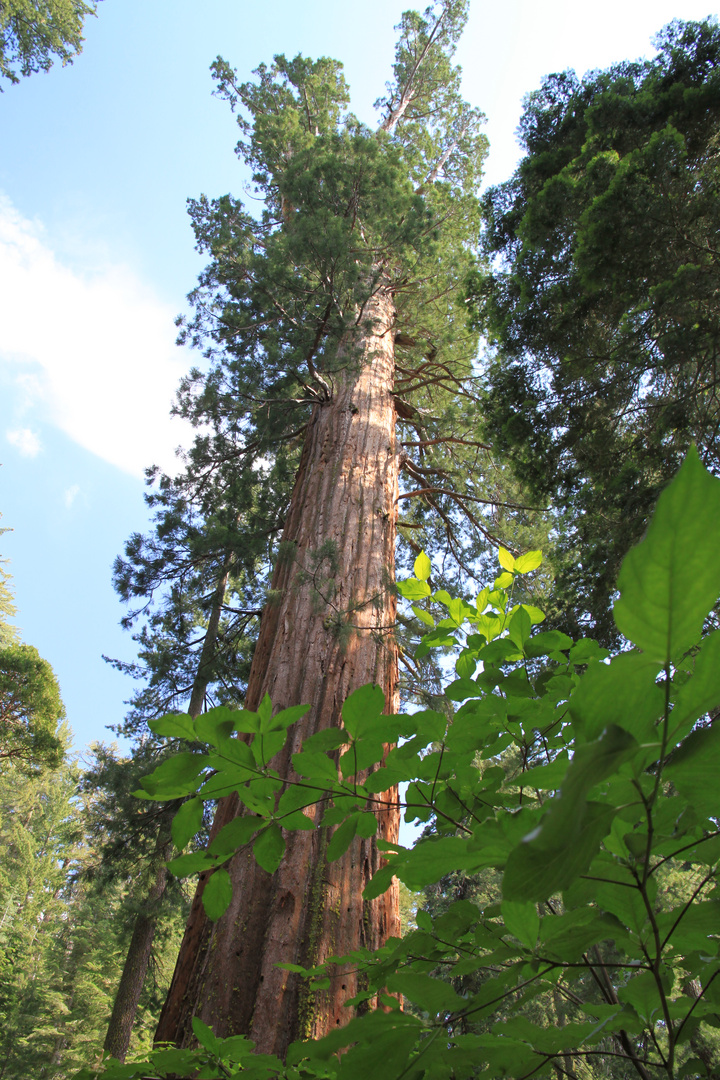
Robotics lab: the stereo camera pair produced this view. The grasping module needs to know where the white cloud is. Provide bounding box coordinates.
[6,427,42,457]
[63,484,81,508]
[0,196,193,477]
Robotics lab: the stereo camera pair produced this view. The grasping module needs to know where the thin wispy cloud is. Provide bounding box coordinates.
[63,484,81,509]
[6,427,42,458]
[0,196,193,477]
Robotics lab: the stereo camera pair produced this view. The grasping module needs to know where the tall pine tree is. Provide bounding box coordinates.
[148,0,490,1057]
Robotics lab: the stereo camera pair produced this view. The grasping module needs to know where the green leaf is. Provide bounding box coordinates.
[253,824,285,873]
[614,446,720,661]
[291,750,339,783]
[501,900,539,949]
[231,709,261,733]
[202,867,233,921]
[397,578,431,600]
[362,862,396,900]
[301,728,349,752]
[498,546,515,572]
[209,815,262,857]
[147,713,196,741]
[524,630,573,659]
[503,802,616,902]
[569,652,664,741]
[508,606,532,651]
[263,703,310,732]
[195,707,236,745]
[495,571,514,589]
[167,851,214,878]
[413,551,432,581]
[192,1016,220,1054]
[326,813,359,861]
[385,971,464,1016]
[411,603,434,627]
[671,628,720,737]
[665,721,720,818]
[515,550,542,574]
[171,797,203,851]
[341,683,385,738]
[139,752,209,798]
[355,811,378,839]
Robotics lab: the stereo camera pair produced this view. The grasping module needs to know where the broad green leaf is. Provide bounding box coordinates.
[455,649,476,678]
[195,707,236,745]
[411,603,434,627]
[618,970,669,1023]
[202,867,233,921]
[495,571,514,589]
[139,752,209,798]
[413,551,432,581]
[515,550,542,574]
[147,713,195,741]
[508,606,532,651]
[302,728,349,752]
[665,721,720,818]
[291,750,339,783]
[192,1016,220,1054]
[385,971,464,1015]
[209,815,262,857]
[167,851,215,878]
[263,703,310,732]
[614,446,720,661]
[356,811,378,839]
[171,797,203,851]
[498,546,515,572]
[503,802,616,901]
[326,813,359,861]
[501,900,539,949]
[475,586,490,612]
[231,709,261,733]
[397,578,431,600]
[362,862,396,900]
[253,824,285,873]
[671,628,720,737]
[569,652,664,741]
[341,683,385,738]
[524,630,573,659]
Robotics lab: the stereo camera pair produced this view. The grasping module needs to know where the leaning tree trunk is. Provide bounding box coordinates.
[103,562,232,1062]
[155,282,401,1059]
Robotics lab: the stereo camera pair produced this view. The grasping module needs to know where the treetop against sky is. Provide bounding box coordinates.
[0,0,715,750]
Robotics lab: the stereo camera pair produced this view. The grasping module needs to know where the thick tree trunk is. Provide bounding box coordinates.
[155,282,401,1059]
[103,564,232,1062]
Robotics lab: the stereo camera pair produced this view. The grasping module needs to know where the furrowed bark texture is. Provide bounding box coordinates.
[155,284,401,1059]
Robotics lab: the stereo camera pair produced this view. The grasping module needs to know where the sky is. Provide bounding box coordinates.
[0,0,715,756]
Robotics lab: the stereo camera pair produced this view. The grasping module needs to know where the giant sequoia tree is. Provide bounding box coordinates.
[475,18,720,643]
[153,0,489,1058]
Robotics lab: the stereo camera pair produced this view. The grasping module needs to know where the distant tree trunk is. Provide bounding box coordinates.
[103,563,232,1062]
[155,282,401,1059]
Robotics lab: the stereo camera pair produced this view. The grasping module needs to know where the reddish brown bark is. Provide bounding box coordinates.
[155,282,401,1058]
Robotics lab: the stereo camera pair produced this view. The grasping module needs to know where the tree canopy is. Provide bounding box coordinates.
[474,18,720,643]
[0,0,100,87]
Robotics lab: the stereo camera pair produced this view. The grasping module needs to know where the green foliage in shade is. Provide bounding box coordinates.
[89,449,720,1080]
[0,0,99,86]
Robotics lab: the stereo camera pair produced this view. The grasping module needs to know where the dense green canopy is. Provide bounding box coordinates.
[475,18,720,643]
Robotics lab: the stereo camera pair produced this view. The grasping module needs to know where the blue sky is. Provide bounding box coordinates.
[0,0,714,754]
